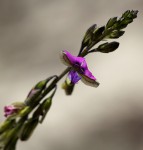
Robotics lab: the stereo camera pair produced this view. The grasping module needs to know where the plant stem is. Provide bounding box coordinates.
[41,67,71,98]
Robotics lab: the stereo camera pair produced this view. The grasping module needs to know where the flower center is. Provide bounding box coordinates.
[73,61,85,74]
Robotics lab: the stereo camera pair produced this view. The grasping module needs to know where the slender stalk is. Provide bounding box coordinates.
[41,67,71,99]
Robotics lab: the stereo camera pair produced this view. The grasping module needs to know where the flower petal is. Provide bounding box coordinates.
[68,70,81,84]
[84,69,96,80]
[4,105,16,117]
[60,50,76,67]
[79,71,99,87]
[60,50,100,88]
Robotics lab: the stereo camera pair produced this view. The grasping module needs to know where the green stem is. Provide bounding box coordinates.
[41,67,71,98]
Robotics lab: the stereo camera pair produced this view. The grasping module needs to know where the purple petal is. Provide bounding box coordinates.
[68,70,81,84]
[84,69,96,80]
[80,74,99,87]
[78,68,99,87]
[4,105,17,117]
[60,50,99,87]
[75,57,86,65]
[60,50,76,67]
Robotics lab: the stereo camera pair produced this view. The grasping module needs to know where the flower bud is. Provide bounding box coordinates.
[106,17,117,29]
[92,26,105,41]
[39,97,52,123]
[25,76,57,105]
[4,102,25,117]
[82,24,97,46]
[20,118,39,141]
[109,30,125,39]
[62,78,75,95]
[97,42,119,53]
[0,119,15,134]
[1,126,19,150]
[32,87,56,123]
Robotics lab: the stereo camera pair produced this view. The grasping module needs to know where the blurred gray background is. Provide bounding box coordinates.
[0,0,143,150]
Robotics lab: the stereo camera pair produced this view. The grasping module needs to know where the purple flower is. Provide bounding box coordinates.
[27,89,40,98]
[4,102,25,117]
[61,50,99,87]
[4,105,17,117]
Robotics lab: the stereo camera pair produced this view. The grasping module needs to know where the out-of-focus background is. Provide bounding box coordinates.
[0,0,143,150]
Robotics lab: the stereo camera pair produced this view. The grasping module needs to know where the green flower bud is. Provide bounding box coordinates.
[92,26,105,40]
[122,10,131,18]
[20,118,39,141]
[109,30,125,39]
[1,125,20,150]
[79,24,97,54]
[62,78,75,95]
[97,42,119,53]
[25,76,57,106]
[32,87,56,123]
[39,97,52,123]
[0,119,16,134]
[83,24,97,44]
[19,106,31,117]
[106,17,117,29]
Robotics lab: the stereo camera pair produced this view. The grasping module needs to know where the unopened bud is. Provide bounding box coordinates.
[4,102,25,117]
[0,119,15,134]
[25,76,57,106]
[106,17,117,29]
[39,97,52,123]
[62,78,75,95]
[97,42,119,53]
[20,118,39,141]
[109,30,125,39]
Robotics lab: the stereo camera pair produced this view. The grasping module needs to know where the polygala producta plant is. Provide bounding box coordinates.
[0,10,138,150]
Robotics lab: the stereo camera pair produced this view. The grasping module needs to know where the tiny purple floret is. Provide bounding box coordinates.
[61,50,99,87]
[4,105,17,117]
[68,70,81,84]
